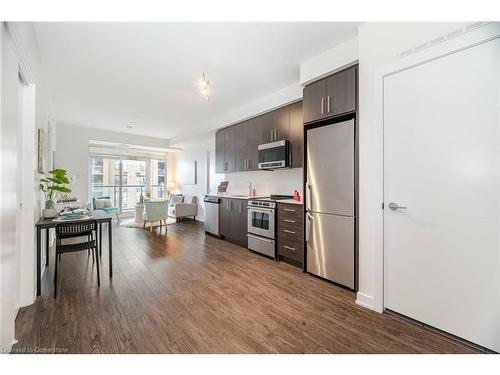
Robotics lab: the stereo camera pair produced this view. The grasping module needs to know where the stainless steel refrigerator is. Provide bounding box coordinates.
[305,119,355,289]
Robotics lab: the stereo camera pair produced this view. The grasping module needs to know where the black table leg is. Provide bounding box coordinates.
[99,222,102,256]
[108,220,113,277]
[45,228,50,266]
[36,226,42,296]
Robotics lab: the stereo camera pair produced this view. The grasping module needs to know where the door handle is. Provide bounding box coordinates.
[321,97,324,114]
[283,229,296,234]
[388,202,408,211]
[327,95,331,113]
[283,219,295,223]
[283,245,296,252]
[283,208,296,212]
[306,213,313,242]
[306,182,312,211]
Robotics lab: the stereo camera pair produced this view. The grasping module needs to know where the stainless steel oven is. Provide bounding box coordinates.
[247,200,276,258]
[247,202,275,239]
[258,140,289,170]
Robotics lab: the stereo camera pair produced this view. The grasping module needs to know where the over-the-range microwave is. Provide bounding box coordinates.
[258,140,290,170]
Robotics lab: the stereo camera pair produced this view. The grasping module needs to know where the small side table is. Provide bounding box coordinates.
[135,204,144,224]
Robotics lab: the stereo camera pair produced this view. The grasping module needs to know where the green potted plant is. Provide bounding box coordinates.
[39,169,72,218]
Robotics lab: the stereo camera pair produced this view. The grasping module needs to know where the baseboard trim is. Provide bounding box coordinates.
[355,292,375,310]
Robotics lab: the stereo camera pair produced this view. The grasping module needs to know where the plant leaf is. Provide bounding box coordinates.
[50,186,72,193]
[49,169,67,175]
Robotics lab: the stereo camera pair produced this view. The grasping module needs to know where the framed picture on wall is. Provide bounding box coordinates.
[37,128,46,173]
[179,160,197,185]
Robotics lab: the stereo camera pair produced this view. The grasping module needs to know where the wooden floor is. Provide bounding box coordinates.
[13,221,477,354]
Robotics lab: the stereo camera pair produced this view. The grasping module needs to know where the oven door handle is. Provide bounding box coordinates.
[247,207,274,214]
[247,233,274,243]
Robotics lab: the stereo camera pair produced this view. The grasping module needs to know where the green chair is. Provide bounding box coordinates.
[143,200,169,231]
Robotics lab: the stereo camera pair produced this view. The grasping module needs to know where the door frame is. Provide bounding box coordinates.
[367,22,500,313]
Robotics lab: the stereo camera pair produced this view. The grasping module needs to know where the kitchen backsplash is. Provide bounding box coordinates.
[219,168,303,197]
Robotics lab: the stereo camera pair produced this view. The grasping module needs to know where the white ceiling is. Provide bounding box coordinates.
[34,22,360,141]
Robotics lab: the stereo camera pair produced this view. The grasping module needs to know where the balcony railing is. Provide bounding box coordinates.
[91,184,166,212]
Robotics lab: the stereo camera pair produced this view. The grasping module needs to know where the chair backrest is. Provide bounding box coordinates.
[93,196,112,210]
[168,193,184,207]
[144,200,169,221]
[55,219,97,238]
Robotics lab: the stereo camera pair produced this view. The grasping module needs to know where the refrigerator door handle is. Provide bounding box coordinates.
[306,182,312,211]
[305,213,313,242]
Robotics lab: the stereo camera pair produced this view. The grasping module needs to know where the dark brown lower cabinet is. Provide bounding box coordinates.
[277,203,304,267]
[220,198,248,248]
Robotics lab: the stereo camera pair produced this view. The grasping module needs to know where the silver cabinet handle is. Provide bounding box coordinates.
[283,229,296,234]
[321,97,324,114]
[327,95,331,113]
[283,219,295,223]
[239,201,242,213]
[283,208,296,212]
[247,234,273,243]
[283,245,296,252]
[388,202,408,210]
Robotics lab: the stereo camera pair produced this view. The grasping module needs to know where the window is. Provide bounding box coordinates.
[90,154,167,212]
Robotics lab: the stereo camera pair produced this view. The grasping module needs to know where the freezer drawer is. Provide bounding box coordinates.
[306,212,354,289]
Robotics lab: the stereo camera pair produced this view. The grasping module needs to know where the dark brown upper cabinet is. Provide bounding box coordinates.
[253,111,274,145]
[303,65,357,124]
[216,101,304,173]
[289,101,303,168]
[303,79,327,124]
[326,66,356,116]
[215,126,236,173]
[272,106,290,142]
[235,120,259,172]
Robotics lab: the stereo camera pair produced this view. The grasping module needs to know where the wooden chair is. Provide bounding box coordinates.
[54,219,100,298]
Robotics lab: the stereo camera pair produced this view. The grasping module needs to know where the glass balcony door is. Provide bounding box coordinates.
[90,155,167,214]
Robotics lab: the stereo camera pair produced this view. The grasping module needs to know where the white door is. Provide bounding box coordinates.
[384,38,500,351]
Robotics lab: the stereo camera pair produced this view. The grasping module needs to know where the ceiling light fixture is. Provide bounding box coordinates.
[199,73,211,100]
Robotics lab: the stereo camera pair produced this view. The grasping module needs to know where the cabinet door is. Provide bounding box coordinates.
[224,125,236,172]
[289,101,303,168]
[235,121,248,172]
[237,199,248,247]
[273,106,290,141]
[215,130,225,173]
[303,78,327,123]
[326,66,356,116]
[219,198,233,239]
[246,119,259,171]
[254,111,274,144]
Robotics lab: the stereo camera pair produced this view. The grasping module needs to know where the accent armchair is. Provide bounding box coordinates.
[143,200,169,231]
[168,195,198,222]
[92,196,120,222]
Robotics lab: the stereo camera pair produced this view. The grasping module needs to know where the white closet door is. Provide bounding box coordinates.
[384,38,500,351]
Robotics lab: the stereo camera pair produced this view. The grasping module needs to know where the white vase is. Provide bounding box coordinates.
[42,208,57,219]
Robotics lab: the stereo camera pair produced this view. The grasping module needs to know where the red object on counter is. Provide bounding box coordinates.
[296,191,301,201]
[293,190,301,201]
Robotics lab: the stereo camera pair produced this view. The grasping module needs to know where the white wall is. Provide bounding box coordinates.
[357,22,472,311]
[172,134,224,222]
[56,123,170,202]
[300,37,359,85]
[1,22,56,351]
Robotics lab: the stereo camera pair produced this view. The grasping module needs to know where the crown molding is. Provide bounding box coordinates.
[5,22,34,84]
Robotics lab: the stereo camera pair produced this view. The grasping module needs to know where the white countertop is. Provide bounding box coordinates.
[219,194,269,200]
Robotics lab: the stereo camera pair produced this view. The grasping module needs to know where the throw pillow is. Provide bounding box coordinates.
[169,195,183,207]
[95,199,106,209]
[103,199,113,208]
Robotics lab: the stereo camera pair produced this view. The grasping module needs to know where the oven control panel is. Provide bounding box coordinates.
[248,200,276,209]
